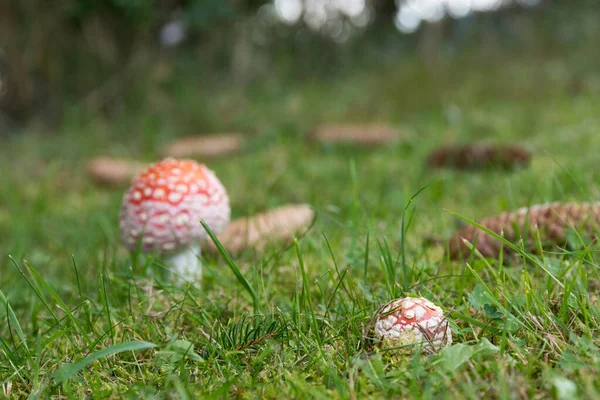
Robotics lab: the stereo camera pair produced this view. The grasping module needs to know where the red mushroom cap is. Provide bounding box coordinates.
[373,297,452,353]
[119,158,230,253]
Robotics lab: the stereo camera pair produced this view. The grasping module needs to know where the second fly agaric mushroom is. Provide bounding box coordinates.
[119,158,230,282]
[372,297,452,354]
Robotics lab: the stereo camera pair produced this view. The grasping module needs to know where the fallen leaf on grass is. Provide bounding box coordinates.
[433,338,500,373]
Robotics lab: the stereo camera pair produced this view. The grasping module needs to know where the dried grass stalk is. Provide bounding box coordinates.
[448,202,600,259]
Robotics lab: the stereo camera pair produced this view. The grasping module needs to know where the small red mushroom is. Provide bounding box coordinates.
[372,297,452,353]
[119,158,230,282]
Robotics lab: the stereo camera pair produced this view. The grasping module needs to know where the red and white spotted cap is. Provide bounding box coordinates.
[372,296,452,353]
[119,158,230,253]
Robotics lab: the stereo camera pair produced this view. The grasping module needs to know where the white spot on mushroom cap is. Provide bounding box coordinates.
[197,194,208,203]
[162,242,176,251]
[381,318,394,330]
[402,298,415,308]
[154,188,166,199]
[414,306,426,319]
[176,213,190,225]
[169,192,182,203]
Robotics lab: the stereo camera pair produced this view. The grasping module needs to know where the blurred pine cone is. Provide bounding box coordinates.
[87,157,147,186]
[427,144,531,170]
[448,202,600,259]
[205,204,315,255]
[311,124,399,146]
[161,133,243,158]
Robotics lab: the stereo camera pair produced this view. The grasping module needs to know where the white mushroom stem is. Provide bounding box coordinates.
[166,243,203,283]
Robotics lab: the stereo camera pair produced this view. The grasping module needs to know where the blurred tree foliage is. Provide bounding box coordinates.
[0,0,598,129]
[0,0,269,126]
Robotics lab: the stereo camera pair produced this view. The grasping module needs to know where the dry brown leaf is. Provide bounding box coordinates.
[447,202,600,259]
[311,124,399,146]
[87,157,147,186]
[162,133,243,158]
[427,143,530,170]
[205,204,315,255]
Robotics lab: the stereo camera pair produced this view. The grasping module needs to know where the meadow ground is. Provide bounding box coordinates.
[2,40,600,398]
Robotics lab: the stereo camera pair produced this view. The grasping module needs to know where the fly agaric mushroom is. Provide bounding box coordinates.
[372,297,451,354]
[119,158,230,282]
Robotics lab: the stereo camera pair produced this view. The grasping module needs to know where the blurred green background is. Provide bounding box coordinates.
[1,0,597,130]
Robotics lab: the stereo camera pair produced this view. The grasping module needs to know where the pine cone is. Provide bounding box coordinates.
[427,144,531,170]
[205,204,315,255]
[161,133,243,158]
[87,157,147,186]
[448,202,600,260]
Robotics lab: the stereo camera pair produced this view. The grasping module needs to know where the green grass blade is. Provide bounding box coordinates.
[294,238,322,346]
[23,260,92,345]
[400,179,443,291]
[53,341,157,385]
[0,289,28,351]
[200,219,260,313]
[9,257,75,346]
